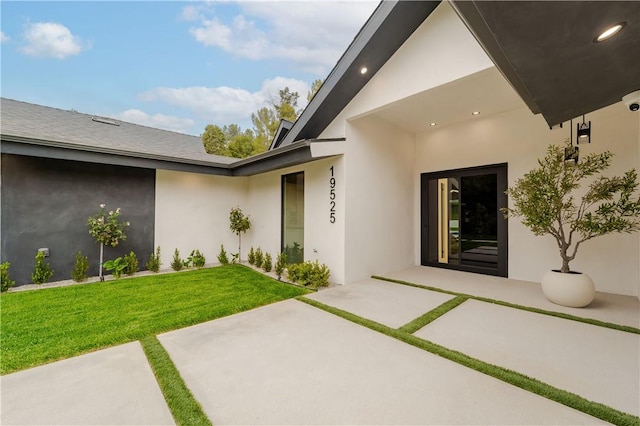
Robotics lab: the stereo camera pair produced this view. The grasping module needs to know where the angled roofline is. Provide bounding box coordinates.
[278,0,441,148]
[268,119,294,151]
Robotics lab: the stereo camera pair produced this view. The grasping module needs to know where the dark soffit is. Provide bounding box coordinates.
[451,1,640,127]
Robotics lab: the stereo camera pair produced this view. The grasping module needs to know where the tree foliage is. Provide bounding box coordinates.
[502,140,640,273]
[202,85,305,158]
[307,79,323,103]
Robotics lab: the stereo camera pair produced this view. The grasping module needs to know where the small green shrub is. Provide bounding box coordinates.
[274,252,287,280]
[254,247,264,268]
[248,247,256,265]
[171,249,184,271]
[1,262,16,292]
[104,257,127,279]
[123,251,139,276]
[287,260,330,288]
[146,246,161,273]
[188,249,206,268]
[217,245,229,265]
[263,253,273,272]
[71,251,89,282]
[231,253,239,264]
[31,251,54,284]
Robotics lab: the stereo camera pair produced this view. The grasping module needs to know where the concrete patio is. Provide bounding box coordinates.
[1,266,638,425]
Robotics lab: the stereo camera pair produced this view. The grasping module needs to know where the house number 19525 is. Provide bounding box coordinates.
[329,166,336,223]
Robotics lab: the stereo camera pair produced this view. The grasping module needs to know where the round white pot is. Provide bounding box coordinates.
[541,270,595,308]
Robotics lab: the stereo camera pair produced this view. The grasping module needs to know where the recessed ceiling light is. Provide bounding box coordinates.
[594,22,626,43]
[360,67,368,75]
[472,111,480,115]
[429,122,437,126]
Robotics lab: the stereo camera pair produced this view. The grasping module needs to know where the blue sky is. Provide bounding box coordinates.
[1,1,378,135]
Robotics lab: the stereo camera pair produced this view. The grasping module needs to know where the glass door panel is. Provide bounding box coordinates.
[421,164,507,277]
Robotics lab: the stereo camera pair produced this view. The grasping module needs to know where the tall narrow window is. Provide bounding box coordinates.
[282,172,304,263]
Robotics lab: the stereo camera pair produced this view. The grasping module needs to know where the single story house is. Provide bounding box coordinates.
[2,1,639,298]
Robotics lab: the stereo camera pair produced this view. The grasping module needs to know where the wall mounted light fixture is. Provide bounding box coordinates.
[576,115,591,144]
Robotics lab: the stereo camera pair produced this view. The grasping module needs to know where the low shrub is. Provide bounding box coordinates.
[104,257,127,279]
[188,249,206,268]
[247,247,256,265]
[1,262,16,292]
[146,246,161,273]
[71,251,89,282]
[231,253,239,264]
[217,245,229,265]
[123,251,139,276]
[31,251,54,284]
[287,260,330,288]
[171,249,184,271]
[274,252,287,280]
[254,247,264,269]
[263,253,272,272]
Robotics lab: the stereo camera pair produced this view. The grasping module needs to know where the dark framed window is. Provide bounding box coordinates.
[281,172,304,263]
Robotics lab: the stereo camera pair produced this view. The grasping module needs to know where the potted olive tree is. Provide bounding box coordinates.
[502,141,640,307]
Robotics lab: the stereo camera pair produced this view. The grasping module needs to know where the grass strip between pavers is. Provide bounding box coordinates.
[372,275,640,335]
[140,336,212,426]
[398,295,469,334]
[297,296,639,426]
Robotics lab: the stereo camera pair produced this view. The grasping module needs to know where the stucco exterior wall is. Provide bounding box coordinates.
[1,154,155,285]
[321,1,493,139]
[343,116,416,284]
[154,169,248,268]
[246,157,346,284]
[415,102,640,296]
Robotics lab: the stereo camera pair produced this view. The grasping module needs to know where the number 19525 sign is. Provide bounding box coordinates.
[329,166,336,223]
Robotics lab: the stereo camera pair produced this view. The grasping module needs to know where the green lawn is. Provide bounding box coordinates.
[1,265,308,374]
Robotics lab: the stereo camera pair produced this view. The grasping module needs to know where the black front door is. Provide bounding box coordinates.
[420,164,508,277]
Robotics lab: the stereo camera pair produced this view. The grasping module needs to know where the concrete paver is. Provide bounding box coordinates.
[0,342,174,426]
[384,266,640,327]
[415,298,640,416]
[306,278,454,328]
[158,299,605,425]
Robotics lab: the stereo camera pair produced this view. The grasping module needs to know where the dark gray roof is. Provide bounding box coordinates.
[1,98,344,176]
[0,98,235,165]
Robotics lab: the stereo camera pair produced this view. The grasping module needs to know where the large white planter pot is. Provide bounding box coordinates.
[541,270,595,308]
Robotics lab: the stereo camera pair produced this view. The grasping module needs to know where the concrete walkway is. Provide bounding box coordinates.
[2,267,638,425]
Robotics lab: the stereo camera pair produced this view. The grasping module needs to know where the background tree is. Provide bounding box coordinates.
[201,124,226,155]
[202,85,304,158]
[307,79,323,103]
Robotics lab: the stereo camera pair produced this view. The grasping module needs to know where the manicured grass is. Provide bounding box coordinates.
[141,336,211,426]
[373,275,640,335]
[1,265,308,374]
[298,296,639,426]
[398,295,469,334]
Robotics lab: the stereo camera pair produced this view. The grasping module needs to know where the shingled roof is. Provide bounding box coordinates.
[0,98,235,166]
[0,98,344,176]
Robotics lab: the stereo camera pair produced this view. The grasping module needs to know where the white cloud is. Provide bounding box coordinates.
[1,31,10,43]
[185,1,378,75]
[138,77,310,126]
[112,109,196,134]
[21,22,87,59]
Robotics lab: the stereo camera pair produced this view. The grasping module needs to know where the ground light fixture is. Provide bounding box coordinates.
[594,22,626,43]
[577,115,591,144]
[429,122,437,126]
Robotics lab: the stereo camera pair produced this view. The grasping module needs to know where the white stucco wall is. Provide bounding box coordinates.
[321,1,494,139]
[155,170,248,267]
[343,116,416,284]
[246,157,346,284]
[415,102,640,296]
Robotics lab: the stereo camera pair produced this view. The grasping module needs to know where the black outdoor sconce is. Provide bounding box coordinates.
[577,115,591,144]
